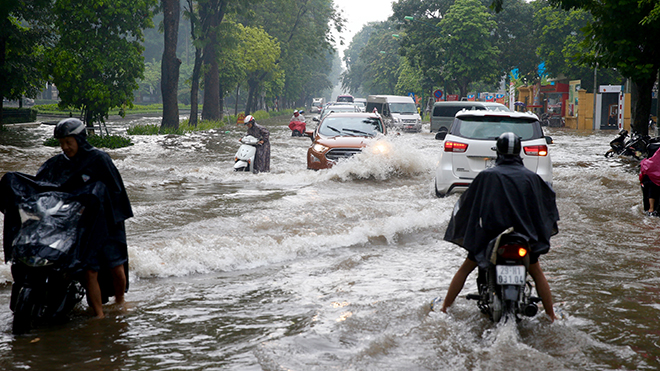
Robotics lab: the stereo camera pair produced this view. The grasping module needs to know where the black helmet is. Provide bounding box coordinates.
[496,132,521,156]
[54,118,86,139]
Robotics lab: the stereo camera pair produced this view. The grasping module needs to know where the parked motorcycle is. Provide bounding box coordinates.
[605,129,654,160]
[234,135,259,172]
[465,228,542,323]
[9,191,87,334]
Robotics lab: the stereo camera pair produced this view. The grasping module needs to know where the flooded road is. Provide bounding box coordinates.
[0,115,658,370]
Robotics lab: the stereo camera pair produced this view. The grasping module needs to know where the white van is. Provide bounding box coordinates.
[365,95,422,132]
[430,101,510,133]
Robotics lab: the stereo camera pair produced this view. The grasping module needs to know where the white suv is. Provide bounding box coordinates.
[434,110,553,197]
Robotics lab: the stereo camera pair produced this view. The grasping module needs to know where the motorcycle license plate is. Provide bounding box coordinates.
[496,265,526,285]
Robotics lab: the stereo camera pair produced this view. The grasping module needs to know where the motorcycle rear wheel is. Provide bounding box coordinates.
[12,287,35,335]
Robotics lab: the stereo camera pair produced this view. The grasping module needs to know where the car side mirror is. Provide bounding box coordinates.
[313,117,319,122]
[545,136,553,144]
[435,127,448,140]
[304,130,314,140]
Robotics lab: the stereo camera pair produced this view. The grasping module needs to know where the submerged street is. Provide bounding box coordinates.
[0,115,658,370]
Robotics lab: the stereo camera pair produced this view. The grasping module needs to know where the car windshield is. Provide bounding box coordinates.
[484,104,510,111]
[452,116,540,140]
[319,117,383,137]
[389,102,417,114]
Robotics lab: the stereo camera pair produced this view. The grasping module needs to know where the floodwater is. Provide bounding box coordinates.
[0,115,658,370]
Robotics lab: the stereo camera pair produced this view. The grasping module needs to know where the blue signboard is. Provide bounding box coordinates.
[434,89,443,99]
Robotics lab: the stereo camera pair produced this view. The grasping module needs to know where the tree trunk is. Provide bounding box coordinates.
[245,79,259,115]
[189,47,202,127]
[234,84,240,117]
[161,0,181,129]
[200,0,228,122]
[630,74,657,136]
[186,0,201,127]
[219,79,225,120]
[201,41,220,120]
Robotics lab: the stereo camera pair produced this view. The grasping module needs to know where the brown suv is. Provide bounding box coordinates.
[305,112,387,170]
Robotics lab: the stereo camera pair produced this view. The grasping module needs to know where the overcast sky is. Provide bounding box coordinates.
[332,0,395,61]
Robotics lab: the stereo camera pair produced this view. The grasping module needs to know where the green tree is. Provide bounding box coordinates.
[533,1,622,91]
[392,0,453,98]
[45,0,158,127]
[341,21,401,96]
[340,23,375,96]
[237,24,281,114]
[489,0,538,82]
[242,0,344,109]
[547,0,660,135]
[0,0,53,125]
[395,57,424,97]
[439,0,499,98]
[360,22,401,95]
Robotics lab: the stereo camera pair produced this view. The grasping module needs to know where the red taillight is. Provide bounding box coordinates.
[444,141,468,152]
[498,243,528,259]
[523,145,548,156]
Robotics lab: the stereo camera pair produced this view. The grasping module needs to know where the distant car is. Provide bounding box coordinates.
[315,104,361,122]
[434,110,553,197]
[354,98,367,112]
[311,97,324,113]
[430,101,511,133]
[336,94,354,103]
[306,112,388,170]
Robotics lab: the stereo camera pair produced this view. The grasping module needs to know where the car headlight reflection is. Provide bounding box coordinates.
[371,141,391,155]
[312,143,329,153]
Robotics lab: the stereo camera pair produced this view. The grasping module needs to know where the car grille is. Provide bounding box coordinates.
[326,148,362,160]
[402,119,417,123]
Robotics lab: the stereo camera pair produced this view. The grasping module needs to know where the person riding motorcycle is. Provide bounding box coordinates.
[243,115,271,172]
[289,110,306,137]
[1,118,133,318]
[440,132,560,321]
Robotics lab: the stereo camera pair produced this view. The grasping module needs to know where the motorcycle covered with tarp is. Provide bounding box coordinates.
[1,172,118,334]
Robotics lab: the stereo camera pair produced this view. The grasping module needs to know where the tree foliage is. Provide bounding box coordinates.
[0,0,54,124]
[548,0,660,134]
[533,1,622,91]
[45,0,157,126]
[439,0,499,98]
[240,0,344,109]
[237,23,281,114]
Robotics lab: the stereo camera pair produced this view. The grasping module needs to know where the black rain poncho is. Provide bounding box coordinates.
[1,136,133,300]
[443,155,559,268]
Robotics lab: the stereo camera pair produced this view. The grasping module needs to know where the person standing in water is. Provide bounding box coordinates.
[37,118,132,318]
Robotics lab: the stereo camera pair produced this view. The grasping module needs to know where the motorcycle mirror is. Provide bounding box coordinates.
[545,136,553,145]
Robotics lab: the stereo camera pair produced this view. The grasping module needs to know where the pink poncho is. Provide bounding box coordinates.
[640,149,660,185]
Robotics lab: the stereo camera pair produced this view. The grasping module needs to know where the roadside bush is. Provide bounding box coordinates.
[126,119,226,135]
[43,135,133,149]
[1,108,38,124]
